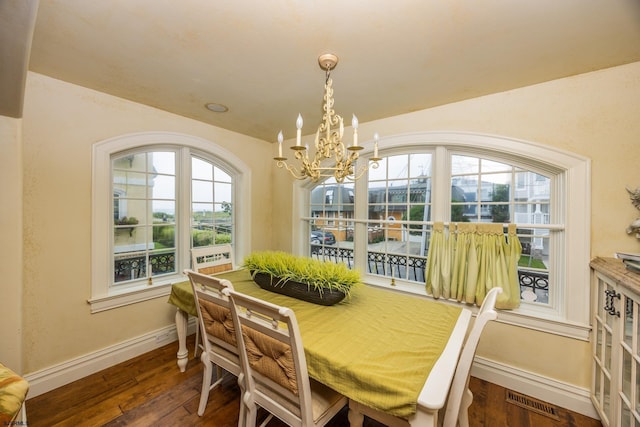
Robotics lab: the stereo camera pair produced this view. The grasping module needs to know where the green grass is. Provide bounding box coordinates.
[518,255,546,269]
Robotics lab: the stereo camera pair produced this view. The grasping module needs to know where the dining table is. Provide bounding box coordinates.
[168,268,471,426]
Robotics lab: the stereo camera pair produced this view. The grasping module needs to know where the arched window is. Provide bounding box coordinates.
[301,132,590,338]
[90,132,251,312]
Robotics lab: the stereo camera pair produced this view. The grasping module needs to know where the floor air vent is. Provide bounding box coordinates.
[506,389,560,420]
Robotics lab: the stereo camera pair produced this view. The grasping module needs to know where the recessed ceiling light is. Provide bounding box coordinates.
[205,103,228,113]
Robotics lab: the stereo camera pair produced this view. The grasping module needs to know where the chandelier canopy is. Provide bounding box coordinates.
[274,53,381,183]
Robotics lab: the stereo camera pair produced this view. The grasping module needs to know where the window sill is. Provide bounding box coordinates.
[88,275,185,313]
[364,278,591,341]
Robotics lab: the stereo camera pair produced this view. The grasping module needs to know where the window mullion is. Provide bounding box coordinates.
[178,147,191,272]
[353,168,369,270]
[431,146,450,222]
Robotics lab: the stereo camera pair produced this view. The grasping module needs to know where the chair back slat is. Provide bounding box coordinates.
[187,269,239,358]
[191,244,234,274]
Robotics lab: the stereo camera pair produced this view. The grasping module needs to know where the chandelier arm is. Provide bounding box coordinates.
[275,160,307,180]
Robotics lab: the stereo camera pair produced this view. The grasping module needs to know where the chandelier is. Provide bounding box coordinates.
[274,53,381,183]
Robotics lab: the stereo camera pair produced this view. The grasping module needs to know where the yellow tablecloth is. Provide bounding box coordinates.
[168,269,462,417]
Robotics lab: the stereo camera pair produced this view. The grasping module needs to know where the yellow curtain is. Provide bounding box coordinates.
[425,222,446,299]
[425,222,521,309]
[501,224,523,309]
[451,223,478,304]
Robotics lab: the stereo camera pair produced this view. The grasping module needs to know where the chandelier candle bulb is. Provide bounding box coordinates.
[277,130,283,158]
[352,114,359,147]
[374,132,379,158]
[296,114,303,146]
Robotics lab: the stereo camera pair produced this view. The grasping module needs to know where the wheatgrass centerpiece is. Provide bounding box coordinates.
[242,251,361,305]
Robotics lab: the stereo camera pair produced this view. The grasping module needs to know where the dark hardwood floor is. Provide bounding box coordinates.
[26,334,602,427]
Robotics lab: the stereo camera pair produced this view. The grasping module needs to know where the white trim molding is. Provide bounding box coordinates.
[471,356,599,420]
[24,318,197,398]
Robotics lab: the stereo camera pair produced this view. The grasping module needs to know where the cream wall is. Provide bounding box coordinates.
[0,115,23,372]
[20,72,273,373]
[273,61,640,391]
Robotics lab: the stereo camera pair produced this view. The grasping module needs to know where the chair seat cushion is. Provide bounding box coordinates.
[243,326,297,395]
[0,363,29,424]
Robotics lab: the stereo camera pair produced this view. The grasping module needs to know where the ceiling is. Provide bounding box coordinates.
[8,0,640,142]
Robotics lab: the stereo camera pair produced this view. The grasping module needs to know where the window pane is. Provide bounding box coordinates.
[387,155,408,179]
[451,155,479,175]
[115,199,146,225]
[150,152,175,175]
[192,201,215,248]
[117,171,146,196]
[150,250,176,275]
[368,158,388,181]
[152,224,175,249]
[409,153,432,178]
[114,225,145,253]
[481,158,510,173]
[214,182,232,204]
[214,166,231,183]
[151,174,175,199]
[192,180,213,203]
[113,153,145,172]
[487,180,511,224]
[152,200,175,222]
[192,157,213,180]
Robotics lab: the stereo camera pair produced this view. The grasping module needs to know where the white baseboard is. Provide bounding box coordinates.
[471,356,599,420]
[24,319,197,399]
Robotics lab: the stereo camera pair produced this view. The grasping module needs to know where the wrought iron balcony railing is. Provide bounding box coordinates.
[114,246,549,303]
[311,245,549,303]
[113,250,176,283]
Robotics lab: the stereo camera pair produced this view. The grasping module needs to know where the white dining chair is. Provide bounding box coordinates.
[224,288,348,427]
[441,286,501,427]
[347,286,502,427]
[191,244,234,358]
[191,243,235,275]
[187,269,243,419]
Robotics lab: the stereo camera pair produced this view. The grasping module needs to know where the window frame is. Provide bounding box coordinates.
[294,131,591,340]
[90,131,251,313]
